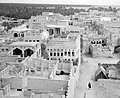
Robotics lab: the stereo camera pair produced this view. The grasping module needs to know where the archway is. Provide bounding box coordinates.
[24,49,34,57]
[21,33,24,37]
[14,33,18,37]
[13,48,22,56]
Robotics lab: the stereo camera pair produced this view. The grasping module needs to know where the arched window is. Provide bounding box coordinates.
[50,53,52,56]
[64,51,67,56]
[61,53,63,56]
[68,51,70,56]
[1,49,4,51]
[24,49,34,57]
[21,33,24,37]
[99,41,101,44]
[57,53,59,56]
[13,48,22,57]
[72,52,74,56]
[14,33,18,37]
[54,53,56,56]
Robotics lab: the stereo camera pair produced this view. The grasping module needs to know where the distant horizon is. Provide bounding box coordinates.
[0,2,92,6]
[1,2,120,7]
[0,0,120,6]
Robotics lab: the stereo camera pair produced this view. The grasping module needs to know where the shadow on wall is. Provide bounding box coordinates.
[41,43,49,59]
[73,58,78,66]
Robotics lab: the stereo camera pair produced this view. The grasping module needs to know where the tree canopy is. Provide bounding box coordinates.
[0,3,89,19]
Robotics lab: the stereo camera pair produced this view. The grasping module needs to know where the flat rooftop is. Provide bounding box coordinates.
[47,40,76,49]
[46,24,64,28]
[12,28,30,32]
[10,42,39,47]
[63,41,76,49]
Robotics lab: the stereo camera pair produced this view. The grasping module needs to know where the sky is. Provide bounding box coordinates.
[0,0,120,5]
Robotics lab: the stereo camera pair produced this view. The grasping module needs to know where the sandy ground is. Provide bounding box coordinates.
[74,54,119,98]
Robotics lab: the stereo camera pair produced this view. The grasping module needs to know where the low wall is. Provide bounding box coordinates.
[57,63,71,72]
[0,56,18,62]
[66,67,76,98]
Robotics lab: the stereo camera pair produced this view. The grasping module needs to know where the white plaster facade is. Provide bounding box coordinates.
[46,37,80,62]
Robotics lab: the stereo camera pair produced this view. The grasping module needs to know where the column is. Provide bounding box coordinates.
[22,49,24,57]
[29,67,31,74]
[11,47,13,56]
[53,28,55,36]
